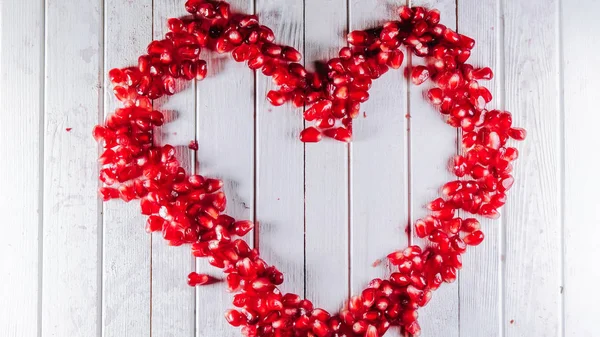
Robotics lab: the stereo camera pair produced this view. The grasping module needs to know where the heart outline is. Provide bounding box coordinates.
[94,1,526,336]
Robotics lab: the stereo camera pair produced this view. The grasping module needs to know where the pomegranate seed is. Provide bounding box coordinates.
[428,88,443,105]
[188,140,198,150]
[443,181,463,195]
[414,219,428,238]
[461,218,481,232]
[108,68,125,84]
[508,127,527,140]
[401,309,418,324]
[411,66,430,85]
[300,127,322,143]
[383,50,402,69]
[267,90,287,106]
[282,46,302,62]
[398,6,413,21]
[473,67,493,80]
[224,309,245,327]
[427,198,445,211]
[312,320,331,337]
[365,324,379,337]
[323,127,351,143]
[443,28,461,44]
[167,18,183,32]
[195,60,207,80]
[187,272,210,286]
[463,230,485,245]
[233,220,254,236]
[347,30,369,45]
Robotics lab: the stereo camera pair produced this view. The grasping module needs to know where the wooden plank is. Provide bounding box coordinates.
[408,1,459,336]
[42,0,103,336]
[151,2,195,336]
[304,0,349,314]
[0,0,43,336]
[255,0,305,298]
[502,0,562,335]
[348,1,408,336]
[194,1,255,335]
[562,1,599,336]
[102,1,152,336]
[456,1,501,336]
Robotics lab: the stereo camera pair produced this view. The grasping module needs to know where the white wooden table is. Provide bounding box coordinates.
[1,0,598,336]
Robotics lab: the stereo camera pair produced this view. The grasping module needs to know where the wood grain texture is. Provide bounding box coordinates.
[102,1,152,335]
[304,0,349,314]
[194,1,255,336]
[502,0,562,335]
[255,0,305,298]
[151,2,195,336]
[0,0,43,336]
[348,1,408,336]
[0,1,577,335]
[408,1,459,336]
[562,1,599,336]
[457,1,501,336]
[42,0,103,336]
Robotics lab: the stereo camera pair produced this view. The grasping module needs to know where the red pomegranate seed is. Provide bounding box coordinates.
[323,127,351,143]
[414,219,428,238]
[401,309,418,324]
[406,321,421,335]
[187,272,210,286]
[398,6,413,21]
[411,66,430,85]
[426,9,441,24]
[233,220,254,236]
[443,28,461,44]
[299,127,322,143]
[167,18,183,33]
[353,320,368,334]
[442,181,463,195]
[188,140,198,150]
[349,90,369,102]
[427,88,443,105]
[463,230,485,246]
[508,127,527,140]
[387,50,404,69]
[267,90,287,106]
[196,60,207,80]
[108,68,125,84]
[427,198,445,211]
[473,67,493,80]
[224,309,245,327]
[347,30,369,45]
[365,324,379,337]
[282,46,302,62]
[461,218,480,232]
[312,320,331,337]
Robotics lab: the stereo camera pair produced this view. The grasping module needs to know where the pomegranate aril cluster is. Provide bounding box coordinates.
[94,2,526,337]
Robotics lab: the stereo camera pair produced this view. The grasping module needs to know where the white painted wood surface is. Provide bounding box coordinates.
[39,1,104,336]
[349,2,409,336]
[502,1,562,336]
[563,1,600,337]
[305,0,349,315]
[103,1,152,335]
[0,2,42,337]
[457,1,501,336]
[1,0,597,336]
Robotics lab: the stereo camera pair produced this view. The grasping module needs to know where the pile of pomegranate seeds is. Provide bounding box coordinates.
[93,1,525,336]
